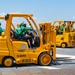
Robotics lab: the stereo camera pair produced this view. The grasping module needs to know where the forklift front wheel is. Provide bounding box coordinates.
[38,52,51,66]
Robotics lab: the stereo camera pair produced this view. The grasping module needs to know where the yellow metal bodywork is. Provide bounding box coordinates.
[53,20,75,48]
[0,14,56,66]
[39,22,56,60]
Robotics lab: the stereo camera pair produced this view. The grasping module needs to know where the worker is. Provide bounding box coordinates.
[20,22,32,32]
[15,22,31,39]
[0,23,3,36]
[15,24,24,39]
[59,23,66,34]
[65,24,70,32]
[15,22,33,47]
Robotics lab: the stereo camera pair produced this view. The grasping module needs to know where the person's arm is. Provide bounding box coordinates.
[25,27,32,31]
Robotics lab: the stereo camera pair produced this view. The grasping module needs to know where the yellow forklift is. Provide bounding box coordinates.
[53,20,75,48]
[0,14,56,67]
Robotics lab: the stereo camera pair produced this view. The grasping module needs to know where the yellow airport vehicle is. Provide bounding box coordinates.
[0,14,56,67]
[53,20,75,48]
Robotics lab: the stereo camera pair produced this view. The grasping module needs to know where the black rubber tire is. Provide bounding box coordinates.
[2,57,14,67]
[61,43,67,48]
[38,52,51,66]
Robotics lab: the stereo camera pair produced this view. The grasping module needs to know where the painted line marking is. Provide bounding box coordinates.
[56,54,75,59]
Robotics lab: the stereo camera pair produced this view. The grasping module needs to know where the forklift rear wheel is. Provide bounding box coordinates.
[38,52,51,66]
[2,57,14,67]
[61,43,67,48]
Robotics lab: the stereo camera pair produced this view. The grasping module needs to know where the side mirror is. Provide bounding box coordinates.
[1,32,5,37]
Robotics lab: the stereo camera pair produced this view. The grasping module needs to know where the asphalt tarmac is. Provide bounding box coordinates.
[0,47,75,75]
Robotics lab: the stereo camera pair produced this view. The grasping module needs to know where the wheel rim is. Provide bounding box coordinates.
[62,43,66,48]
[4,58,13,67]
[40,54,51,65]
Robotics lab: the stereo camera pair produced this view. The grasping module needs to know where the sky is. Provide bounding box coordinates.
[0,0,75,28]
